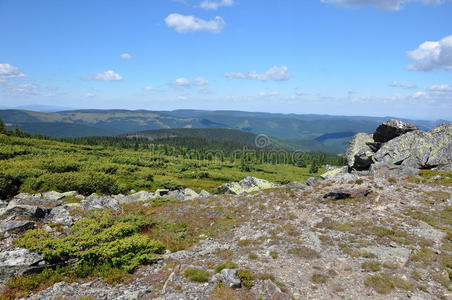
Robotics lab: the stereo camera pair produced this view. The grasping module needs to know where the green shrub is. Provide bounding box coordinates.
[237,269,254,288]
[184,268,210,282]
[0,173,18,199]
[33,172,126,195]
[16,212,164,273]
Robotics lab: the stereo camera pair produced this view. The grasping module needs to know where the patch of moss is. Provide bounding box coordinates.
[215,260,238,273]
[183,268,210,283]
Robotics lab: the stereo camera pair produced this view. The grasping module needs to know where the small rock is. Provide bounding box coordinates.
[220,269,241,288]
[0,248,44,280]
[0,205,50,219]
[305,177,322,186]
[45,206,73,226]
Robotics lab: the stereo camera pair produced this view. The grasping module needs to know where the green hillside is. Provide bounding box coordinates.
[0,109,444,153]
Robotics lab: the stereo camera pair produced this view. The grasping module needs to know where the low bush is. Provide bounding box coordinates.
[183,268,210,283]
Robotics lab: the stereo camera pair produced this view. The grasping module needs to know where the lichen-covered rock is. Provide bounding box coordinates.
[320,166,348,179]
[0,248,44,280]
[199,190,211,198]
[217,176,277,195]
[346,133,374,170]
[305,177,322,186]
[168,188,199,201]
[81,196,119,211]
[373,119,419,143]
[45,206,73,226]
[374,124,452,169]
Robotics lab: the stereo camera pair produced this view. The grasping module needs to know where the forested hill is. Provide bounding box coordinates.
[0,109,445,152]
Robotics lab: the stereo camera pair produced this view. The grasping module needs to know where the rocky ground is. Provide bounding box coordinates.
[0,119,451,299]
[0,170,451,299]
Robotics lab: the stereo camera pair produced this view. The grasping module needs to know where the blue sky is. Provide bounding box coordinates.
[0,0,451,119]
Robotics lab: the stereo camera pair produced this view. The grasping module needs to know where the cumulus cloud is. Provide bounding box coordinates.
[144,86,153,91]
[407,35,452,71]
[200,0,234,10]
[87,70,123,81]
[194,77,208,86]
[389,81,417,88]
[321,0,443,11]
[225,66,290,81]
[429,83,452,92]
[175,77,191,87]
[258,91,279,97]
[165,13,225,34]
[0,64,26,80]
[120,53,133,60]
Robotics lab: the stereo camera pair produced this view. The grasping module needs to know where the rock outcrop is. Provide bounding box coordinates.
[347,120,451,172]
[346,133,374,170]
[81,196,120,211]
[0,248,44,280]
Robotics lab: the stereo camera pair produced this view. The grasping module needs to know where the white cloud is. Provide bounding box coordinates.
[200,0,234,10]
[85,93,95,97]
[224,72,246,79]
[321,0,443,11]
[407,35,452,71]
[12,83,39,96]
[389,81,417,88]
[120,53,133,60]
[412,91,428,99]
[165,13,225,34]
[258,91,279,97]
[0,64,26,79]
[175,77,191,87]
[225,66,290,81]
[88,70,123,81]
[144,86,153,91]
[194,77,208,86]
[429,83,452,92]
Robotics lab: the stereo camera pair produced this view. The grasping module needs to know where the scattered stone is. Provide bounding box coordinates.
[369,162,419,178]
[361,245,411,264]
[0,248,44,280]
[220,269,241,288]
[9,194,61,208]
[346,133,374,170]
[322,188,370,201]
[373,119,418,143]
[0,220,34,234]
[305,177,322,186]
[81,196,119,211]
[115,191,155,204]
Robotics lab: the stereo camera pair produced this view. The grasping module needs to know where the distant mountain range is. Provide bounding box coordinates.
[0,109,447,153]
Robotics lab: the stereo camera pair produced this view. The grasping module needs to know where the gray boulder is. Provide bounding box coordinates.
[81,196,119,211]
[0,204,50,219]
[0,248,44,280]
[45,206,73,226]
[305,177,322,186]
[320,166,348,179]
[369,162,419,178]
[346,133,374,170]
[41,191,66,201]
[168,188,199,201]
[374,124,452,169]
[9,195,62,208]
[218,176,277,195]
[0,220,35,234]
[199,190,211,198]
[373,119,418,143]
[220,269,241,288]
[115,191,155,204]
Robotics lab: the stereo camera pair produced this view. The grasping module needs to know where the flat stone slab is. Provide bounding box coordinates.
[361,245,411,264]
